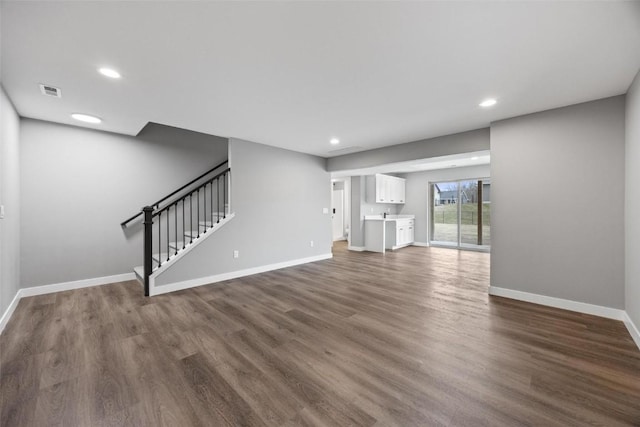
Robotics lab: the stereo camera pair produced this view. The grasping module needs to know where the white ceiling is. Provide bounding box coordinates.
[2,1,639,158]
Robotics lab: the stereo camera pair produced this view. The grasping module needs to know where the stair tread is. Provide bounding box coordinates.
[169,240,185,250]
[134,266,144,279]
[152,252,173,263]
[184,230,205,238]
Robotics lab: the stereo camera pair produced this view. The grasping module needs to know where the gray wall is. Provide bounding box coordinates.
[327,128,489,172]
[491,96,625,308]
[20,120,228,287]
[155,138,332,286]
[350,177,365,247]
[626,70,640,328]
[399,164,491,244]
[1,87,20,315]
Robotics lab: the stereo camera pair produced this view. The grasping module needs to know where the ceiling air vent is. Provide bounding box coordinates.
[39,84,61,98]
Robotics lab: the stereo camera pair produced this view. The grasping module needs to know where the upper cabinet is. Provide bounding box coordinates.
[368,174,406,204]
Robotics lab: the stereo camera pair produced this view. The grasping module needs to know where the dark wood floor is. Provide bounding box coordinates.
[2,242,640,426]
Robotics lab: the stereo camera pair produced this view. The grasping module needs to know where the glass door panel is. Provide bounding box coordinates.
[431,182,459,246]
[460,180,479,246]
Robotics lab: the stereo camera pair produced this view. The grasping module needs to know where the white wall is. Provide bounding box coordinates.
[20,120,228,287]
[0,86,20,316]
[154,138,332,286]
[491,96,625,309]
[400,164,491,244]
[626,70,640,330]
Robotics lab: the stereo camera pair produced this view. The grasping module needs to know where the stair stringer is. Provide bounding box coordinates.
[137,213,235,293]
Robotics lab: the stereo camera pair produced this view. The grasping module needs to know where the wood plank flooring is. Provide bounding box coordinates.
[2,241,640,426]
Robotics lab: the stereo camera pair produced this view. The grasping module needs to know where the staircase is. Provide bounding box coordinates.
[121,160,232,296]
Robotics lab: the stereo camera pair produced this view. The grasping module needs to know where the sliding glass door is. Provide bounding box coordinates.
[430,181,459,246]
[430,178,490,250]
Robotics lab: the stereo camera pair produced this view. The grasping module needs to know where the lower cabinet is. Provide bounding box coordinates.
[385,219,414,250]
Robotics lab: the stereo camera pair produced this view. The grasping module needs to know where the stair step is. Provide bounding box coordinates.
[134,266,144,282]
[184,229,210,239]
[152,252,172,264]
[169,240,185,250]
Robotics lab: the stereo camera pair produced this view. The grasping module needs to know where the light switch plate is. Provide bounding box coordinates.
[322,208,329,214]
[0,205,4,219]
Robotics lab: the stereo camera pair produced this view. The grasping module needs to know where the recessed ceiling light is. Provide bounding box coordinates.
[98,67,121,79]
[479,98,497,107]
[471,156,479,160]
[330,138,340,145]
[71,113,102,124]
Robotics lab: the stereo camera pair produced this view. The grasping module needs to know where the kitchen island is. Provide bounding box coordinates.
[364,215,415,253]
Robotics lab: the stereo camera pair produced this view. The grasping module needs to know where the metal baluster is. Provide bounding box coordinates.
[190,193,193,244]
[210,178,214,225]
[158,211,162,267]
[197,189,200,237]
[166,206,170,262]
[182,198,185,249]
[174,202,178,255]
[217,177,220,223]
[203,182,207,234]
[223,172,226,218]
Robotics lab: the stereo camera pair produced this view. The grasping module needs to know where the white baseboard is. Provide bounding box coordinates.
[412,241,429,247]
[488,286,625,321]
[623,312,640,350]
[150,253,333,296]
[20,272,136,298]
[0,291,22,335]
[0,272,135,335]
[347,245,365,252]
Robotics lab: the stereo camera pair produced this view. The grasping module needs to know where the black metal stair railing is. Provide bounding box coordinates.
[121,161,230,296]
[142,167,230,296]
[121,159,229,227]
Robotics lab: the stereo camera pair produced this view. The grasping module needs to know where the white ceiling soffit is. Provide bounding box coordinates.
[330,151,491,178]
[2,1,639,158]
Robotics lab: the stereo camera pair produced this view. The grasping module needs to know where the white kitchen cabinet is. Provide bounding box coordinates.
[391,177,406,204]
[385,218,414,249]
[369,174,406,204]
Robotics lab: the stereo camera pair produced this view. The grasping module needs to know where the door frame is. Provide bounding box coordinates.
[428,177,490,252]
[331,178,350,243]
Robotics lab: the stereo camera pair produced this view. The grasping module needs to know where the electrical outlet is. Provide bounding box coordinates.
[310,240,314,247]
[0,205,4,219]
[233,250,239,259]
[322,207,329,214]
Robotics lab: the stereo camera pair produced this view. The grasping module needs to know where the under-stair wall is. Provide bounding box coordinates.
[19,120,228,288]
[152,137,332,293]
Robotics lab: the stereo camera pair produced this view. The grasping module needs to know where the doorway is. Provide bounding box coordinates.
[332,180,348,241]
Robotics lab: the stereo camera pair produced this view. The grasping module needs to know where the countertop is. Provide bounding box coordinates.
[364,215,414,221]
